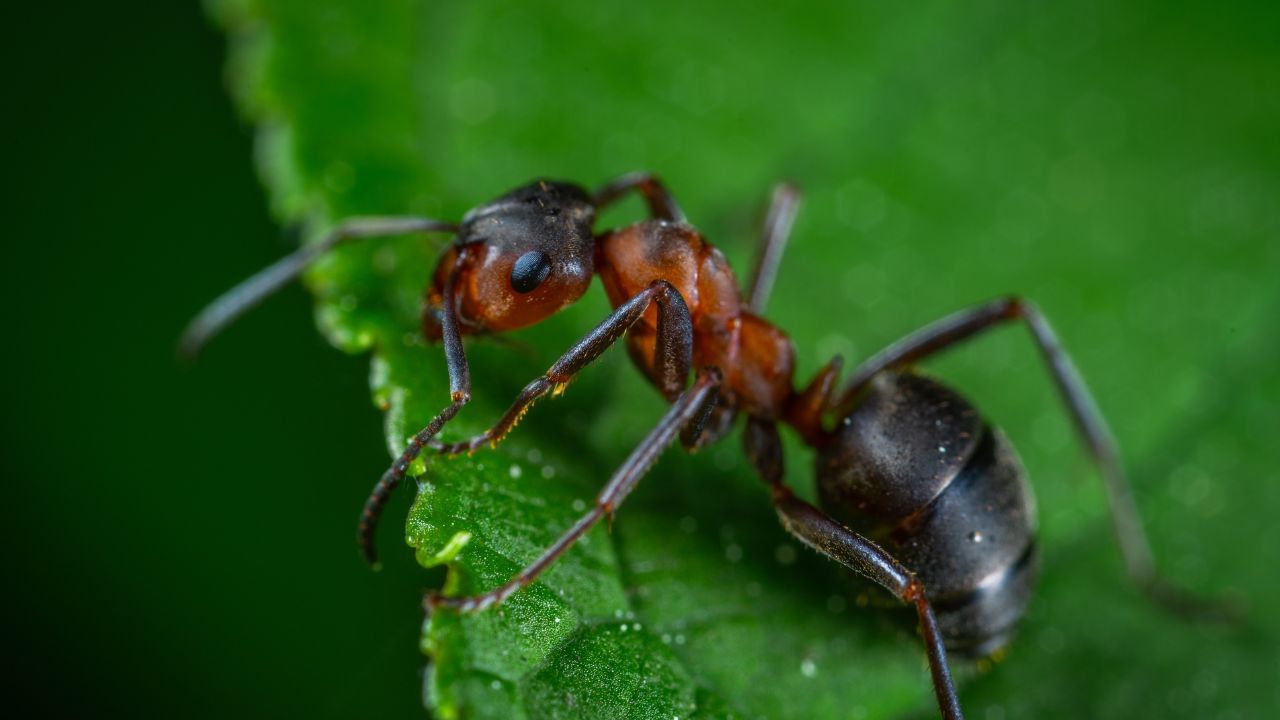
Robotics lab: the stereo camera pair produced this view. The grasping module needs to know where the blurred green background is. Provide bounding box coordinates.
[7,1,1278,718]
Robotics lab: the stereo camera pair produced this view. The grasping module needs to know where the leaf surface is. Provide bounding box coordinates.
[212,1,1280,718]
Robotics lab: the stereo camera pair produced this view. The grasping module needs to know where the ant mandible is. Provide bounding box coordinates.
[182,173,1231,719]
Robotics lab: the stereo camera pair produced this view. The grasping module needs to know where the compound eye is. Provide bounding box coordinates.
[510,250,552,293]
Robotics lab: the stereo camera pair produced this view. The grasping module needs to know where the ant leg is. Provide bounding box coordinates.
[426,368,721,612]
[784,355,844,446]
[359,257,473,566]
[428,279,694,456]
[746,183,802,314]
[743,418,964,720]
[773,487,965,720]
[366,279,693,562]
[179,216,457,359]
[834,296,1236,621]
[592,172,686,222]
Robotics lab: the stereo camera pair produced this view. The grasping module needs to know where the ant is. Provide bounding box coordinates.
[183,173,1233,719]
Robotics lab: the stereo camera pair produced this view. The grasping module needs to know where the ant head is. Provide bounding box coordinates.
[431,180,597,334]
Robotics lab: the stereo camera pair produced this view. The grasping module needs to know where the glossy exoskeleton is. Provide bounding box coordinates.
[183,173,1230,719]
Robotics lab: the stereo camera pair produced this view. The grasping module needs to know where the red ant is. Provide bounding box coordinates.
[183,173,1232,719]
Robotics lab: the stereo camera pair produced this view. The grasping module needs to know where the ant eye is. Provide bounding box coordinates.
[510,250,552,293]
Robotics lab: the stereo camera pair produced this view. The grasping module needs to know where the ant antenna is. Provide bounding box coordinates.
[179,216,457,360]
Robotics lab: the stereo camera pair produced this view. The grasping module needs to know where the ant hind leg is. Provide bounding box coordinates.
[833,296,1239,622]
[742,418,965,720]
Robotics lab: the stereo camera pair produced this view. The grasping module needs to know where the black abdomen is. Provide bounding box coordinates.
[816,371,1038,656]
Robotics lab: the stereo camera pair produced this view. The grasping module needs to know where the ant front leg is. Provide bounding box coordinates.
[427,367,721,612]
[834,296,1238,622]
[428,279,694,456]
[592,172,686,222]
[359,255,474,566]
[742,418,965,720]
[179,216,457,359]
[364,279,694,562]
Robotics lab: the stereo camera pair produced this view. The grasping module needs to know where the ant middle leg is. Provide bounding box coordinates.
[833,296,1237,621]
[746,183,802,314]
[742,418,965,720]
[426,367,722,612]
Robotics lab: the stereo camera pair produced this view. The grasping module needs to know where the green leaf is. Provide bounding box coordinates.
[211,1,1279,718]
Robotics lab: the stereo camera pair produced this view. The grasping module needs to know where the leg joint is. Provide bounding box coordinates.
[648,278,681,300]
[996,294,1026,319]
[904,578,927,604]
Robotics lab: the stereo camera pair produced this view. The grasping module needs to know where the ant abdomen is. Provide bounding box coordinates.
[817,371,1039,656]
